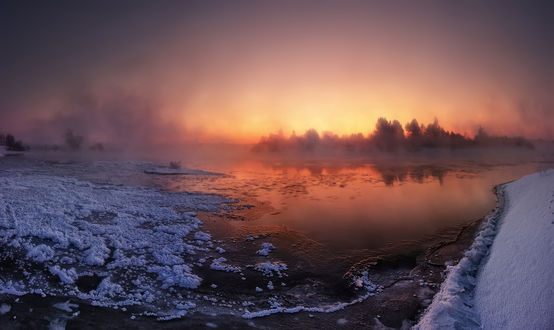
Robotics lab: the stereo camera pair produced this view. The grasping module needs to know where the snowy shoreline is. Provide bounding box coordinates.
[0,168,231,318]
[415,168,554,329]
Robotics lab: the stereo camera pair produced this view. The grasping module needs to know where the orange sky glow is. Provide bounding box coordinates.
[2,1,552,145]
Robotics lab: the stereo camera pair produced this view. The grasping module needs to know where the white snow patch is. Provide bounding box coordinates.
[0,303,11,315]
[194,231,211,241]
[474,169,554,329]
[26,244,55,262]
[210,257,241,273]
[53,300,79,312]
[0,170,228,315]
[49,266,79,284]
[147,265,202,289]
[256,242,275,256]
[242,288,375,319]
[416,169,554,329]
[337,318,348,325]
[254,261,287,277]
[350,270,378,292]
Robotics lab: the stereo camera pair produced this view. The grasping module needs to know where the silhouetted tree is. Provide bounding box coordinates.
[405,119,422,137]
[3,133,26,151]
[64,129,84,151]
[251,117,533,153]
[372,118,405,151]
[299,129,320,151]
[6,134,15,147]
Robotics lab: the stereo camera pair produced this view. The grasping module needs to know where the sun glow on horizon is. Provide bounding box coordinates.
[2,1,552,145]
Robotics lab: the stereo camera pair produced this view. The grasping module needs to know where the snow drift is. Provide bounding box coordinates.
[416,168,554,329]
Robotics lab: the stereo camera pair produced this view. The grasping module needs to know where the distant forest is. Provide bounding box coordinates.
[0,133,27,151]
[252,118,534,153]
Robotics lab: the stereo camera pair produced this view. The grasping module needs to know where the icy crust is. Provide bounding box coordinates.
[242,292,374,319]
[242,271,379,319]
[0,173,228,315]
[414,186,506,329]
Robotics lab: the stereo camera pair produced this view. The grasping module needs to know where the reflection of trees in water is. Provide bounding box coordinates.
[259,160,450,186]
[375,165,449,186]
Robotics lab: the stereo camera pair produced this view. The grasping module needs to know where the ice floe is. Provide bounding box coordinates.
[256,242,275,256]
[254,261,288,278]
[210,257,241,273]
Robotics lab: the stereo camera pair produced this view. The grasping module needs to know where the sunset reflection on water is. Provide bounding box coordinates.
[168,159,543,251]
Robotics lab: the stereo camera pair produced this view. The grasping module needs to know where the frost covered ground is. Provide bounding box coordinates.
[416,168,554,329]
[0,165,231,319]
[0,159,380,325]
[2,157,552,328]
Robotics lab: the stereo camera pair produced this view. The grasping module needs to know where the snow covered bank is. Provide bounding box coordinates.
[474,169,554,329]
[416,168,554,329]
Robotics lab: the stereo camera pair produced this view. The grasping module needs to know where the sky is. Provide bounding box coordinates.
[1,0,553,146]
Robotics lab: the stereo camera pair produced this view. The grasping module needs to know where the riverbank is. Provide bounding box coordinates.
[416,168,554,329]
[0,156,551,329]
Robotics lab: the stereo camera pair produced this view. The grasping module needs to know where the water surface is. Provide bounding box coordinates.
[167,159,547,252]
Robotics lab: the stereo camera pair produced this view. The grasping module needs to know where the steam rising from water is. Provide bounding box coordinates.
[28,90,185,150]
